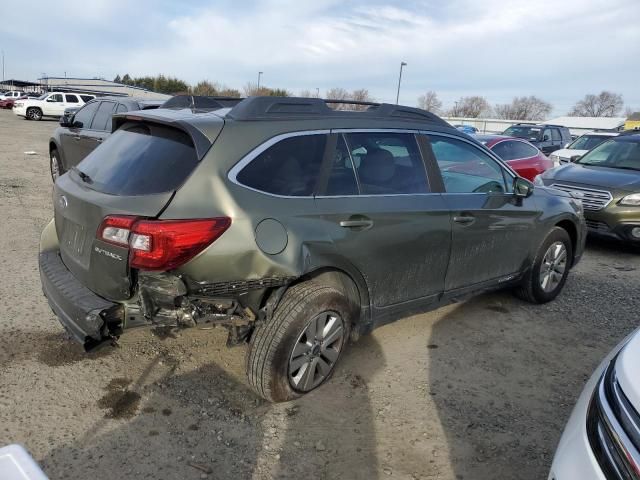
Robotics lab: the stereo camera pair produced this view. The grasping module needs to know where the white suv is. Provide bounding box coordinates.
[0,90,26,100]
[549,131,619,167]
[13,92,96,121]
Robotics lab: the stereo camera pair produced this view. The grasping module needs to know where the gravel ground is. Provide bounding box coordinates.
[0,108,638,480]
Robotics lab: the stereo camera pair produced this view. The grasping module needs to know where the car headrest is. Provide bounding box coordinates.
[359,149,395,184]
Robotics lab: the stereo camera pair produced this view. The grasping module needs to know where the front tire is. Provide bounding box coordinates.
[514,226,572,304]
[246,282,352,402]
[50,149,64,181]
[26,107,42,121]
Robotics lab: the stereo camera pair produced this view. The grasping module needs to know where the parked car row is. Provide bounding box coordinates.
[13,91,97,121]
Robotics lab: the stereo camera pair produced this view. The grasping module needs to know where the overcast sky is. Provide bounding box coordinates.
[2,0,639,115]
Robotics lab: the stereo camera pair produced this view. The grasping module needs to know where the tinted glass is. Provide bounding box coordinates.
[324,135,358,196]
[48,94,63,102]
[90,101,115,131]
[491,141,518,161]
[72,101,99,128]
[344,132,428,194]
[65,94,79,103]
[568,134,610,150]
[503,125,542,141]
[237,135,327,196]
[577,138,640,170]
[430,136,509,193]
[542,129,552,141]
[511,141,538,158]
[551,128,561,141]
[80,95,94,102]
[76,123,199,195]
[116,104,128,113]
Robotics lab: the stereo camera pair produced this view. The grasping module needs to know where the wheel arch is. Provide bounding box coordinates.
[554,218,578,265]
[49,139,66,172]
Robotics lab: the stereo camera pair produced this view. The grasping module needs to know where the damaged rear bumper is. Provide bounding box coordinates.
[39,251,122,350]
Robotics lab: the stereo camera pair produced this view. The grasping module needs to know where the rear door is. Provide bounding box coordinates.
[64,94,83,111]
[59,101,100,170]
[314,130,450,309]
[76,100,116,159]
[54,121,205,300]
[426,133,540,292]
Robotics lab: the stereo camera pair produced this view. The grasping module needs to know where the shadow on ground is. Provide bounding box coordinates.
[41,335,385,479]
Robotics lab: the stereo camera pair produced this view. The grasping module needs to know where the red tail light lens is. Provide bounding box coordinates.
[96,216,231,271]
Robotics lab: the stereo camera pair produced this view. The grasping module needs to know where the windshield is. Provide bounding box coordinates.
[568,135,611,151]
[577,139,640,170]
[502,126,542,141]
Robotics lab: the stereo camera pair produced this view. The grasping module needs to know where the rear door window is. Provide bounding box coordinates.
[65,94,79,103]
[512,141,538,158]
[76,123,199,195]
[80,95,95,103]
[236,134,327,196]
[551,129,561,141]
[90,101,116,131]
[343,132,429,194]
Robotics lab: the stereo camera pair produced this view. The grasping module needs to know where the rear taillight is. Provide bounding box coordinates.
[97,216,231,271]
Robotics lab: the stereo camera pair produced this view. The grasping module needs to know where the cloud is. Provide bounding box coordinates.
[1,0,639,114]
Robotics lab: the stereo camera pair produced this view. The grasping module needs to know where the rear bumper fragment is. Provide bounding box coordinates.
[39,250,120,350]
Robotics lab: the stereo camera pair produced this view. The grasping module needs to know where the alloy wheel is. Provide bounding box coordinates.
[288,311,345,392]
[539,241,567,293]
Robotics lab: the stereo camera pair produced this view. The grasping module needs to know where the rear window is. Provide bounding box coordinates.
[76,123,199,195]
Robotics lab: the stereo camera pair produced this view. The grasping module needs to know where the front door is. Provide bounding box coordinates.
[426,133,540,292]
[314,131,451,309]
[43,93,65,116]
[59,101,101,170]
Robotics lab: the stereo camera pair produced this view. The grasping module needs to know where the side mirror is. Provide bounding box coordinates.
[542,134,550,141]
[570,154,582,162]
[563,143,570,148]
[514,177,534,198]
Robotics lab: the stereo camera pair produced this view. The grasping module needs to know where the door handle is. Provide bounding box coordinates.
[339,219,374,229]
[453,215,475,225]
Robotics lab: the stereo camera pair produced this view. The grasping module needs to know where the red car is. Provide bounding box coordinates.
[474,134,553,181]
[0,95,26,109]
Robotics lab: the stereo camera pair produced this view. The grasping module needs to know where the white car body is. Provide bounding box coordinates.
[549,132,620,167]
[0,444,48,479]
[0,90,25,100]
[549,327,640,479]
[13,92,95,120]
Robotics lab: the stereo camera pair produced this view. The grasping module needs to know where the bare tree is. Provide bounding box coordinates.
[624,106,638,117]
[325,87,352,110]
[494,96,552,120]
[417,91,442,113]
[243,82,290,97]
[298,89,320,98]
[569,91,624,117]
[448,96,491,118]
[349,88,375,111]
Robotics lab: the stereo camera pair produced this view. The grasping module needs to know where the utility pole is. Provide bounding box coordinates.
[316,87,320,97]
[395,61,407,105]
[1,50,4,84]
[257,71,263,91]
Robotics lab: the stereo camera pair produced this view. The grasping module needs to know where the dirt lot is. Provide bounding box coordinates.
[0,107,638,480]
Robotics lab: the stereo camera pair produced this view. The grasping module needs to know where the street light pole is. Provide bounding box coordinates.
[257,71,263,90]
[316,87,320,98]
[1,50,4,84]
[395,61,407,105]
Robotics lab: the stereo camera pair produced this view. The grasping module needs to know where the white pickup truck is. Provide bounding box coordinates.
[13,92,95,120]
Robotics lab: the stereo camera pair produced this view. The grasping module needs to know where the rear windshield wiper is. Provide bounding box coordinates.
[71,166,93,184]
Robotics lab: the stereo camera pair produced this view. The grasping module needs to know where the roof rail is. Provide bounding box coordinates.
[225,96,448,126]
[162,95,244,110]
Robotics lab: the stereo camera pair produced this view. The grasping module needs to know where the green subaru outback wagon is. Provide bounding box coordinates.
[39,97,586,402]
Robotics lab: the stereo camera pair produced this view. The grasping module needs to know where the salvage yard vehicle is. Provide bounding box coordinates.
[535,132,640,245]
[48,97,163,181]
[39,97,586,402]
[548,326,640,480]
[473,134,553,181]
[502,123,572,155]
[549,131,619,167]
[13,92,95,121]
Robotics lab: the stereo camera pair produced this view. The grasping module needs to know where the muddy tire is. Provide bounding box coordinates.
[514,226,572,304]
[27,107,42,121]
[50,148,64,182]
[246,282,352,402]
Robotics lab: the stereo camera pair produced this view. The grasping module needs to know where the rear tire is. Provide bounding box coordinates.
[50,149,64,181]
[246,282,352,402]
[27,107,42,121]
[514,226,572,304]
